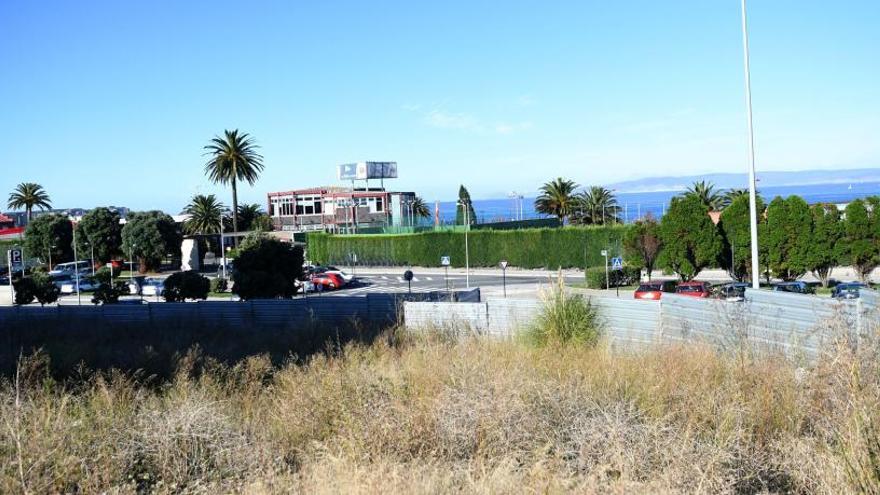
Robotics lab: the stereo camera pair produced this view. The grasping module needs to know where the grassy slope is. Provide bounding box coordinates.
[2,332,879,493]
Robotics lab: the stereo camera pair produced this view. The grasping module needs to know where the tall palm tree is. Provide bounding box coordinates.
[7,182,52,222]
[411,196,431,219]
[722,188,749,209]
[236,203,264,232]
[203,129,264,237]
[685,181,724,211]
[534,177,579,223]
[183,194,225,234]
[574,186,621,225]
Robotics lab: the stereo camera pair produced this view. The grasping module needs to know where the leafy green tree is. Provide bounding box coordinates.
[163,271,210,302]
[657,195,723,281]
[23,213,73,269]
[232,234,304,300]
[684,181,724,212]
[573,186,620,225]
[235,203,265,232]
[7,182,52,222]
[455,185,477,225]
[807,204,843,287]
[76,207,122,265]
[204,129,264,236]
[91,268,130,305]
[623,215,661,280]
[841,198,880,282]
[764,196,812,281]
[184,194,225,234]
[251,214,274,232]
[121,211,182,273]
[534,178,578,223]
[718,194,765,282]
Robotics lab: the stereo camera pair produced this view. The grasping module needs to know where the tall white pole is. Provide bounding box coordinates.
[741,0,761,289]
[220,216,227,281]
[464,201,470,288]
[73,223,81,305]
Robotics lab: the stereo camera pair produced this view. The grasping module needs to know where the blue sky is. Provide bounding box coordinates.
[1,0,878,213]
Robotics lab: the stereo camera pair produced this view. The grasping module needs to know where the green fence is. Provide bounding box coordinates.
[306,226,629,269]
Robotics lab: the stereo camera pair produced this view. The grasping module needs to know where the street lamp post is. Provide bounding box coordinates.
[741,0,761,289]
[72,223,81,305]
[458,199,471,288]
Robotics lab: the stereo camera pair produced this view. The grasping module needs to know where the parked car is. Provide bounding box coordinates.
[50,273,73,289]
[141,278,165,297]
[675,281,713,298]
[127,276,146,296]
[48,261,92,277]
[633,280,677,300]
[714,282,750,302]
[60,277,100,294]
[831,282,867,299]
[771,281,813,294]
[321,265,354,284]
[311,272,344,290]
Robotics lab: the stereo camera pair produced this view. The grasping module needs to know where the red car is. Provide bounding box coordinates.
[311,272,344,290]
[675,281,712,298]
[633,280,676,300]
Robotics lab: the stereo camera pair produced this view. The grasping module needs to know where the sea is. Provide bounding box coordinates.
[431,181,880,225]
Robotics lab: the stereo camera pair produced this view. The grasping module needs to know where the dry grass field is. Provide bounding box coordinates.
[2,323,880,494]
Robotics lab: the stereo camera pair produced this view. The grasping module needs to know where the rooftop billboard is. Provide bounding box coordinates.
[338,161,398,181]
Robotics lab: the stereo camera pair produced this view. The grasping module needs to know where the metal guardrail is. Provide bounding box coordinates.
[404,289,877,358]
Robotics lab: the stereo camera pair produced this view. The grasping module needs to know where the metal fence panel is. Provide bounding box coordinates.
[593,298,661,347]
[485,299,542,337]
[404,302,489,333]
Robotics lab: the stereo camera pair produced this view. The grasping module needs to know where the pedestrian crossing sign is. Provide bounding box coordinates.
[611,257,623,271]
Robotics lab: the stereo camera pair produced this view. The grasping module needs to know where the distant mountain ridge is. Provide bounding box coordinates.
[608,168,880,193]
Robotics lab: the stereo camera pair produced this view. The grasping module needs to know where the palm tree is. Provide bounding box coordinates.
[574,186,621,225]
[236,203,264,232]
[203,129,264,237]
[534,177,579,223]
[411,196,431,219]
[722,188,749,208]
[183,194,225,234]
[685,181,724,211]
[7,182,52,222]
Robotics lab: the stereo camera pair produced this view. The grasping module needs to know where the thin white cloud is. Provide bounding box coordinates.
[405,104,534,135]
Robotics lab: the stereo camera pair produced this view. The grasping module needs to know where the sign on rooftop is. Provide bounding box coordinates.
[338,161,398,181]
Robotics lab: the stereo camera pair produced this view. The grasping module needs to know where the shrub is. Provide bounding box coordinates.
[526,278,602,346]
[91,281,130,305]
[163,271,210,302]
[211,277,228,293]
[584,265,640,289]
[12,273,59,306]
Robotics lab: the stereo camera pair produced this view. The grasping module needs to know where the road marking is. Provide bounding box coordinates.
[381,276,389,280]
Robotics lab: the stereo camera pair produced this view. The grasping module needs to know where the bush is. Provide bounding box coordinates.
[584,265,640,289]
[232,235,304,300]
[91,281,130,305]
[306,225,629,269]
[163,271,210,302]
[13,273,59,306]
[526,279,602,346]
[211,277,228,293]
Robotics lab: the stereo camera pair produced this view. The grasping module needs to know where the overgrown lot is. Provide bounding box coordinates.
[3,330,880,493]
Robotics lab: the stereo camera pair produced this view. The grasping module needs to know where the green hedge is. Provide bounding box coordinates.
[584,266,641,289]
[306,226,630,269]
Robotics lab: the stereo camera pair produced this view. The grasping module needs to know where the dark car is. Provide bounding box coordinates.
[675,281,713,298]
[633,280,676,300]
[714,282,750,301]
[831,282,867,299]
[771,281,813,295]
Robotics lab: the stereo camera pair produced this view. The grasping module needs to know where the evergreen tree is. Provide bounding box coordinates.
[23,213,73,269]
[808,204,843,288]
[121,211,182,273]
[76,207,123,265]
[841,198,880,282]
[657,195,723,281]
[764,196,812,281]
[718,194,765,282]
[455,185,477,225]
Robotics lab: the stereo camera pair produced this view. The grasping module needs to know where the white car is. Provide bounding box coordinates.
[60,277,99,294]
[141,278,165,297]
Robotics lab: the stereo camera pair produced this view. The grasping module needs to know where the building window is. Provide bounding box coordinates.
[376,198,383,212]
